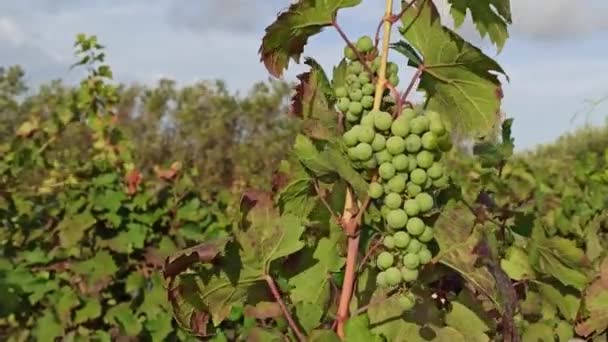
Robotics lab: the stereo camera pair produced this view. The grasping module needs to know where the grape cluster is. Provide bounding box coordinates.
[335,36,399,126]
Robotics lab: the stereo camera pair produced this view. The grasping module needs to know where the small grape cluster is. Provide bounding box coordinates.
[335,36,399,126]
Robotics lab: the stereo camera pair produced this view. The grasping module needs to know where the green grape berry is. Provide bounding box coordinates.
[437,134,453,152]
[383,235,396,249]
[347,147,358,161]
[385,267,402,286]
[362,83,375,96]
[402,253,420,269]
[346,112,359,123]
[433,174,449,188]
[407,182,422,197]
[371,134,386,151]
[350,89,363,102]
[401,108,417,120]
[368,182,384,199]
[387,62,399,75]
[379,162,396,180]
[406,217,425,236]
[418,248,432,264]
[403,199,420,217]
[376,271,388,287]
[425,110,441,120]
[335,86,348,98]
[348,61,363,74]
[429,118,446,136]
[405,134,422,153]
[377,251,394,270]
[388,174,407,193]
[386,136,406,155]
[373,111,393,131]
[393,231,411,248]
[362,158,377,170]
[358,72,371,84]
[346,74,359,84]
[392,154,409,171]
[421,131,438,150]
[418,226,434,242]
[427,162,443,179]
[406,239,423,253]
[416,150,434,169]
[375,149,393,164]
[356,35,374,53]
[380,205,391,218]
[407,155,418,172]
[361,95,374,109]
[386,209,408,229]
[385,192,403,209]
[388,74,399,87]
[415,192,434,212]
[354,143,373,161]
[401,267,419,282]
[361,112,376,127]
[348,101,363,116]
[337,98,350,112]
[391,116,410,137]
[398,292,416,311]
[410,116,429,134]
[371,57,381,71]
[410,169,427,185]
[342,128,359,147]
[358,125,376,144]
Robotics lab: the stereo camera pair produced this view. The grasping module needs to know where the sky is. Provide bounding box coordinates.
[1,0,607,150]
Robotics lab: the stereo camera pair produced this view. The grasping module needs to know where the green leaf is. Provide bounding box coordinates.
[57,211,97,248]
[345,314,376,342]
[293,134,335,176]
[500,246,535,281]
[398,0,506,138]
[522,322,554,342]
[295,302,324,333]
[309,329,341,342]
[575,257,608,336]
[445,301,491,342]
[536,282,580,322]
[259,0,362,77]
[276,176,317,218]
[321,142,369,197]
[55,286,80,323]
[74,298,102,324]
[104,303,143,336]
[447,0,512,51]
[71,251,118,284]
[94,189,125,213]
[34,310,63,342]
[145,310,174,342]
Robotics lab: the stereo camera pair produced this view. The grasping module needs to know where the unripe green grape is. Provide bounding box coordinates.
[403,199,420,217]
[360,112,375,127]
[371,134,386,151]
[418,248,432,264]
[425,110,441,120]
[346,112,360,123]
[406,239,423,253]
[373,111,393,131]
[358,125,376,144]
[389,74,399,87]
[356,35,374,53]
[401,108,417,120]
[407,155,418,172]
[387,62,399,75]
[407,182,422,197]
[391,116,410,137]
[401,267,419,282]
[398,292,416,311]
[350,89,363,102]
[354,143,373,160]
[423,176,433,190]
[415,192,434,212]
[393,231,411,248]
[377,251,394,270]
[405,134,422,153]
[346,74,359,84]
[362,157,377,170]
[385,192,403,209]
[358,72,371,84]
[368,182,384,199]
[362,83,375,96]
[392,154,409,171]
[337,98,350,112]
[348,81,362,92]
[418,226,434,242]
[347,147,358,161]
[437,134,453,152]
[433,174,449,188]
[342,128,359,147]
[429,119,446,136]
[344,45,358,60]
[406,217,425,236]
[361,95,374,109]
[416,150,434,169]
[387,174,407,193]
[386,209,408,229]
[383,235,396,250]
[380,205,391,218]
[375,150,392,164]
[376,271,388,287]
[379,162,396,180]
[410,169,427,185]
[385,267,402,286]
[410,116,430,134]
[427,162,443,179]
[371,57,381,72]
[421,131,438,150]
[335,86,348,98]
[348,101,364,116]
[402,253,420,269]
[348,61,363,74]
[386,136,406,155]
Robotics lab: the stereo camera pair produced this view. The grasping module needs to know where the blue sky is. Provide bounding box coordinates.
[1,0,607,150]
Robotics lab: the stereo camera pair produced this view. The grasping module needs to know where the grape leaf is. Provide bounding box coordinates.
[57,211,96,248]
[447,0,512,51]
[295,301,324,333]
[575,257,608,336]
[293,134,335,176]
[522,322,554,342]
[500,246,535,281]
[344,314,376,342]
[309,329,341,341]
[34,310,63,341]
[398,0,506,138]
[74,298,102,324]
[276,176,317,218]
[536,282,580,321]
[259,0,362,77]
[445,301,491,342]
[104,302,143,336]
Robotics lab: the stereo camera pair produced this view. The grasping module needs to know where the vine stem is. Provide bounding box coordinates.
[335,0,394,338]
[398,64,424,113]
[264,275,305,342]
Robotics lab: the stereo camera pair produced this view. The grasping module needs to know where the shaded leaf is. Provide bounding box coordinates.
[448,0,512,51]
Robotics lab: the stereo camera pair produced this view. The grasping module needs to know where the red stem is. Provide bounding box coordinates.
[332,20,375,76]
[265,275,305,342]
[399,65,424,113]
[336,233,361,338]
